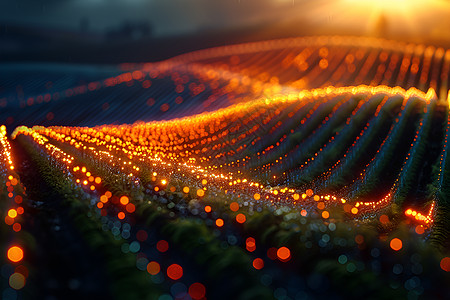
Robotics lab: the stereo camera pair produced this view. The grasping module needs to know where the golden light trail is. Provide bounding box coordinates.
[12,85,437,225]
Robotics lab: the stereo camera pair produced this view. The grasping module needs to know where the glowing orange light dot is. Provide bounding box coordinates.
[322,211,329,219]
[351,207,358,214]
[204,206,212,213]
[197,189,205,197]
[147,261,160,275]
[5,216,14,225]
[390,238,403,251]
[215,219,224,227]
[95,177,101,184]
[118,212,125,220]
[105,191,112,198]
[14,196,22,204]
[7,246,23,263]
[230,202,239,212]
[254,193,261,200]
[301,209,307,217]
[236,213,246,224]
[126,203,135,213]
[120,196,129,205]
[12,223,21,232]
[415,225,425,235]
[277,247,291,261]
[183,186,190,193]
[8,209,17,218]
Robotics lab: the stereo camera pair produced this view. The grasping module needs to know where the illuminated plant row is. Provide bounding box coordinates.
[0,125,28,296]
[11,115,450,298]
[5,36,450,134]
[13,86,444,228]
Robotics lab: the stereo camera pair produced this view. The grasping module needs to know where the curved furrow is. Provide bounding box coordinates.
[312,94,404,193]
[283,93,388,186]
[346,95,427,201]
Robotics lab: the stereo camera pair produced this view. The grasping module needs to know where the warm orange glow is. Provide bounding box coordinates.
[404,202,435,226]
[390,238,403,251]
[321,211,329,219]
[204,205,212,213]
[12,223,21,232]
[236,213,246,223]
[147,261,160,275]
[7,209,17,219]
[415,225,425,235]
[277,246,291,261]
[125,203,135,213]
[183,186,190,193]
[215,218,224,227]
[197,189,205,197]
[5,216,14,225]
[7,246,24,263]
[120,196,129,205]
[230,202,239,212]
[118,212,125,219]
